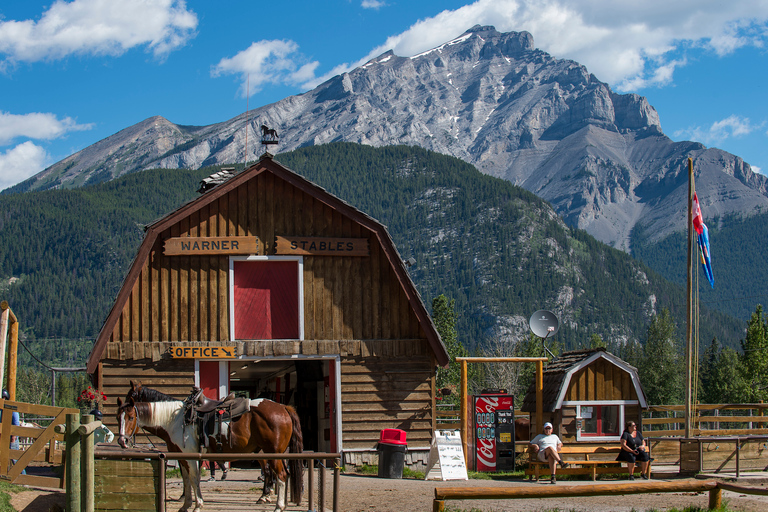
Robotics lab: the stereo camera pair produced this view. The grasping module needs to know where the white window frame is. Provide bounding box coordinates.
[563,400,638,442]
[228,255,305,341]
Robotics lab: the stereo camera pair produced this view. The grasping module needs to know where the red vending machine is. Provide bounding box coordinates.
[474,390,514,471]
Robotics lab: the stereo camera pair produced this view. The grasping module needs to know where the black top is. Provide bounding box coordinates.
[616,430,649,463]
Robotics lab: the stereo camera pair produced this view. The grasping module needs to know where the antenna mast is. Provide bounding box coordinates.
[244,74,249,167]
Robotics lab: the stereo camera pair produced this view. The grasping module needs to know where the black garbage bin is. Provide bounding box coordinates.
[377,428,407,478]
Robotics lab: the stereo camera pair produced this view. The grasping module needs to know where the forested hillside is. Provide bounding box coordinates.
[0,144,747,377]
[632,214,768,322]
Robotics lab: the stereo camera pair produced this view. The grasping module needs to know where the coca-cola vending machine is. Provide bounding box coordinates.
[474,390,514,472]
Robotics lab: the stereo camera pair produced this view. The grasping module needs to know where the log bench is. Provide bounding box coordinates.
[526,445,653,481]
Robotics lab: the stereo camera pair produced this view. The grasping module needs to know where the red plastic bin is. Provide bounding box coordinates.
[379,428,407,446]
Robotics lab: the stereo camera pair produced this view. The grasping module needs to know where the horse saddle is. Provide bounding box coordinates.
[185,388,250,449]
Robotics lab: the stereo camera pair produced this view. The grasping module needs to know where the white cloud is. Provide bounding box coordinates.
[212,40,320,97]
[0,141,50,192]
[0,111,93,145]
[674,115,765,145]
[0,0,198,65]
[361,0,386,9]
[301,0,768,93]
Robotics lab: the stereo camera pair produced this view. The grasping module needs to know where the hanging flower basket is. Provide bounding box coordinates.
[77,386,107,413]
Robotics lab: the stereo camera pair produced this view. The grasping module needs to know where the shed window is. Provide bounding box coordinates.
[566,401,635,441]
[580,405,619,437]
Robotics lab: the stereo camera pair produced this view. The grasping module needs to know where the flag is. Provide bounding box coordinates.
[692,193,704,235]
[693,211,715,288]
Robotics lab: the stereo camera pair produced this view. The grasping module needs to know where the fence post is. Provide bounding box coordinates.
[65,413,81,512]
[319,459,327,512]
[80,414,94,512]
[709,487,722,509]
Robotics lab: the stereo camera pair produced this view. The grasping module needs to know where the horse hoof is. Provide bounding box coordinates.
[257,496,272,504]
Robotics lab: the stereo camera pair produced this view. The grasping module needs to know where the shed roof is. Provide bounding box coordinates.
[86,153,449,373]
[520,348,647,412]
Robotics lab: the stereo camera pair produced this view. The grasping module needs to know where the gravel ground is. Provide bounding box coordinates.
[8,467,768,512]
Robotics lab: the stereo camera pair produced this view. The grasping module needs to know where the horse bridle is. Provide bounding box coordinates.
[117,405,139,448]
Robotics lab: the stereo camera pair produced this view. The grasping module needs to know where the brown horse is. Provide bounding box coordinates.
[117,386,303,512]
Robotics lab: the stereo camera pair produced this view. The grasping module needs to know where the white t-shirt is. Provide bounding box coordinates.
[531,433,561,452]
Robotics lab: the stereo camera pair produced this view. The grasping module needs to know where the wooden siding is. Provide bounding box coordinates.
[565,358,638,402]
[341,356,435,449]
[100,358,195,432]
[108,174,424,344]
[101,341,436,448]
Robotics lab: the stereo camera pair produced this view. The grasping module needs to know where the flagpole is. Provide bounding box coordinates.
[685,157,694,439]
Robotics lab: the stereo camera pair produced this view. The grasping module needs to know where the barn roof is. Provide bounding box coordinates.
[520,348,647,412]
[86,152,449,373]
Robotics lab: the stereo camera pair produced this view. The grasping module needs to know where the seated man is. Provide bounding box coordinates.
[529,422,568,484]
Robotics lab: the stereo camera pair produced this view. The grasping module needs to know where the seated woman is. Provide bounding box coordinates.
[616,420,650,480]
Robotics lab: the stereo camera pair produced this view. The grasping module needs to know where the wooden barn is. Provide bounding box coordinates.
[85,153,449,468]
[521,348,648,442]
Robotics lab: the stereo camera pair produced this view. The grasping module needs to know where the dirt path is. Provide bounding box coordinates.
[8,469,768,512]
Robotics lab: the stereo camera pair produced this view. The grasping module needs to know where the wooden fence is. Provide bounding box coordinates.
[438,403,768,438]
[0,399,77,488]
[643,404,768,436]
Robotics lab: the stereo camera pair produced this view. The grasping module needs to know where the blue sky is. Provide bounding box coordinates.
[2,0,768,191]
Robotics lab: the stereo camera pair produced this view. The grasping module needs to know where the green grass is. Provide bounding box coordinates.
[354,464,424,479]
[0,480,26,512]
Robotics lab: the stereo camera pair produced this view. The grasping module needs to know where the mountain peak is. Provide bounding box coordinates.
[14,27,768,249]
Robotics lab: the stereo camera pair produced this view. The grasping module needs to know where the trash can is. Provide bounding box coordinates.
[377,428,407,478]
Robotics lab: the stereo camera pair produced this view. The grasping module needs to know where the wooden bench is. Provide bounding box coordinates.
[526,445,653,481]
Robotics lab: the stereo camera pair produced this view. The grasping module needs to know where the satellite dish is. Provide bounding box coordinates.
[529,310,559,338]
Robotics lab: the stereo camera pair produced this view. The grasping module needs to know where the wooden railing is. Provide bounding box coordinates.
[643,404,768,437]
[0,399,78,488]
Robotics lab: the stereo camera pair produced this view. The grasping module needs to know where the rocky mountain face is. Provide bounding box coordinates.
[15,25,768,250]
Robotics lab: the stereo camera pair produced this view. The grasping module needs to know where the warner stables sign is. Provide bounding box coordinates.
[275,236,369,256]
[163,235,369,257]
[164,236,260,255]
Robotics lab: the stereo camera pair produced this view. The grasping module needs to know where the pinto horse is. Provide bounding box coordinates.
[117,387,304,512]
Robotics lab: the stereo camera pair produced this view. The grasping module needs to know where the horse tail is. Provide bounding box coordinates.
[286,405,304,504]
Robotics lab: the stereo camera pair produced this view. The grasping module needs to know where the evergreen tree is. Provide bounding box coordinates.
[639,309,684,405]
[588,333,606,349]
[433,294,469,404]
[740,305,768,402]
[699,337,745,404]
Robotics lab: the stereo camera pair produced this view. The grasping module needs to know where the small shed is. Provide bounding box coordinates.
[85,152,449,469]
[521,348,647,442]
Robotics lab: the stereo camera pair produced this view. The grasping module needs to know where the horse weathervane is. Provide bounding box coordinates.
[260,124,279,148]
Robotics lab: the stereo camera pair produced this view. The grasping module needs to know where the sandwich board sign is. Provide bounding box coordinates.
[424,430,468,480]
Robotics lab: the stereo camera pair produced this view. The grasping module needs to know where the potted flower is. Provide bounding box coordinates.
[77,386,107,413]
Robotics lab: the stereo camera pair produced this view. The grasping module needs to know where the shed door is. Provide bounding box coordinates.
[233,260,299,339]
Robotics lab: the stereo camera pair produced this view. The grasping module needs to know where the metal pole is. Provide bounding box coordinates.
[685,157,694,439]
[308,458,315,512]
[319,459,327,512]
[333,457,340,512]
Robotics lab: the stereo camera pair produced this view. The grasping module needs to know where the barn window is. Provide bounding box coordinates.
[229,256,304,340]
